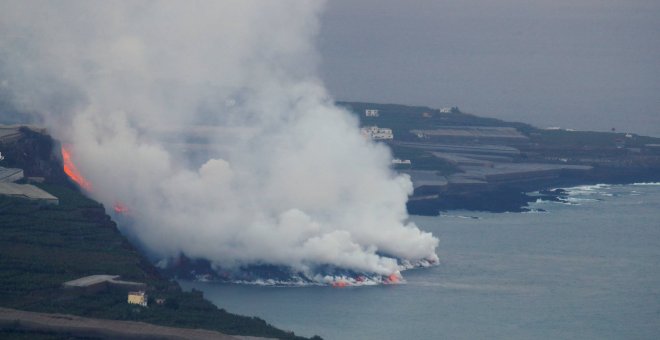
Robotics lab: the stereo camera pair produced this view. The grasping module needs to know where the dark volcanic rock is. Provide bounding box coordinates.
[0,127,69,185]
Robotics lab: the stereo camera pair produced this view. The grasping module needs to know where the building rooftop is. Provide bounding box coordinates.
[410,126,528,140]
[0,167,24,183]
[63,275,121,288]
[400,170,449,188]
[63,275,145,288]
[0,182,58,204]
[390,141,521,156]
[460,163,592,177]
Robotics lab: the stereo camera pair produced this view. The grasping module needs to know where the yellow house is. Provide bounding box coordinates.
[127,291,148,307]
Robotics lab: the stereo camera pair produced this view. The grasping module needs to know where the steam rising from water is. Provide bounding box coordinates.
[0,1,438,282]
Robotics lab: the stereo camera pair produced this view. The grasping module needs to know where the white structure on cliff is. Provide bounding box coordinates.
[392,158,411,165]
[360,126,393,140]
[365,109,379,117]
[128,291,148,307]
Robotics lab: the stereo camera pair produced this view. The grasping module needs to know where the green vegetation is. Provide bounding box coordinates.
[338,101,536,139]
[0,184,314,340]
[0,329,75,340]
[340,101,660,168]
[338,101,535,174]
[529,129,660,148]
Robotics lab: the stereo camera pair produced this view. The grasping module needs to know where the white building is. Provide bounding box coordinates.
[439,107,452,113]
[361,126,393,140]
[365,109,379,117]
[392,158,412,165]
[128,291,148,307]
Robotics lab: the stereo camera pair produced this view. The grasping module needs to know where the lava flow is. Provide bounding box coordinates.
[113,202,130,215]
[61,145,92,191]
[331,280,348,288]
[386,273,401,284]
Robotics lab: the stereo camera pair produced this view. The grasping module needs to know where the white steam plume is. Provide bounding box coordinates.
[0,1,438,282]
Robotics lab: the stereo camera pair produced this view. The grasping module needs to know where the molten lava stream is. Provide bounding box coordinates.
[113,202,130,215]
[387,273,401,284]
[61,145,92,191]
[332,281,348,288]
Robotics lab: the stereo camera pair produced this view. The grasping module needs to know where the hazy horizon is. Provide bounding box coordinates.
[319,0,660,136]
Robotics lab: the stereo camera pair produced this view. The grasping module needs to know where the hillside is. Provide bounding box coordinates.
[339,101,660,214]
[0,128,317,340]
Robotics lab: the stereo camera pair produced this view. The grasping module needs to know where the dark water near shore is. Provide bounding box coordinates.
[181,183,660,340]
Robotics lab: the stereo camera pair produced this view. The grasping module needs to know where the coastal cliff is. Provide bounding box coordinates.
[0,126,317,340]
[340,102,660,214]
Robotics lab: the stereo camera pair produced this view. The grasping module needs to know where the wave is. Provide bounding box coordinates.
[522,209,548,214]
[440,214,481,220]
[231,274,400,287]
[562,184,611,196]
[564,197,600,203]
[176,257,437,287]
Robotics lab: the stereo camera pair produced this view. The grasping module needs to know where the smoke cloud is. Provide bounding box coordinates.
[0,1,438,283]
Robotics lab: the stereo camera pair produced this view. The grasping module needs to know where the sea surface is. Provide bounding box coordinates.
[180,183,660,340]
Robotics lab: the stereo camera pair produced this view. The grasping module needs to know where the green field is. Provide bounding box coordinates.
[0,184,316,340]
[340,102,660,169]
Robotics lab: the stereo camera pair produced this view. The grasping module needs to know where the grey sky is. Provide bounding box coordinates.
[319,0,660,136]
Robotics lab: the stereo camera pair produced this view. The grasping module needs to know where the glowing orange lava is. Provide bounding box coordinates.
[332,281,348,288]
[387,273,400,284]
[61,146,91,191]
[113,202,130,215]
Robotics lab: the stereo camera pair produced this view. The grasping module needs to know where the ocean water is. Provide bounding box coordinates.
[180,183,660,340]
